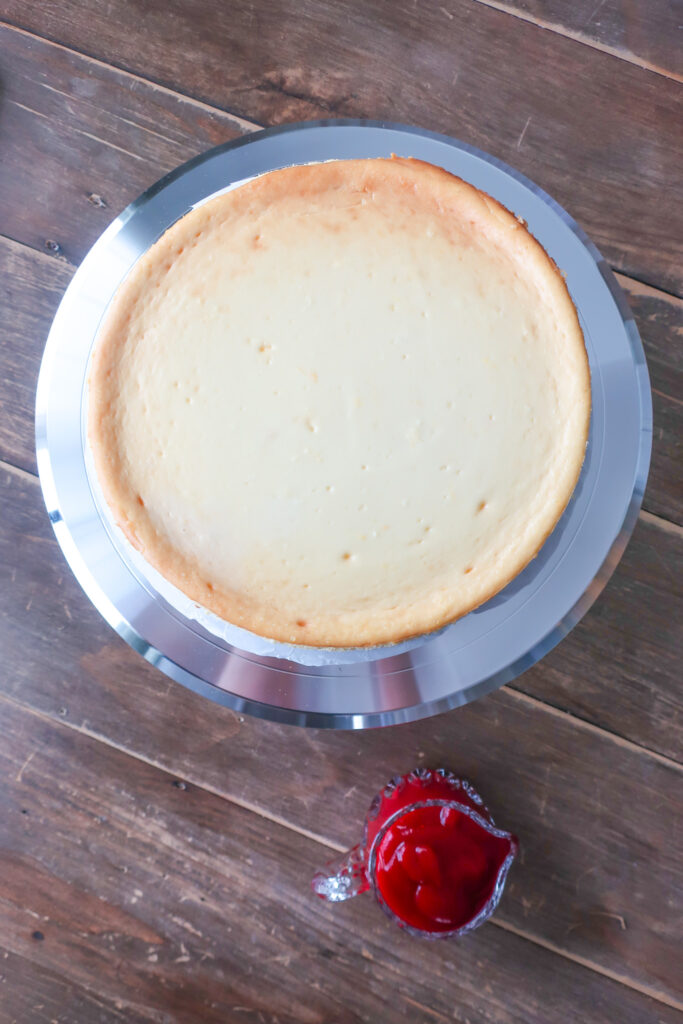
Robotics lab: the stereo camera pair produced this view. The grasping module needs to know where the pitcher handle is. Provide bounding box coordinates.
[311,844,370,902]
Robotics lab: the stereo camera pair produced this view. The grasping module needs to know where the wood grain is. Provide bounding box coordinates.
[615,277,682,526]
[2,696,682,1023]
[1,465,681,1004]
[514,506,683,753]
[0,14,681,294]
[471,0,683,81]
[1,5,681,1020]
[0,948,133,1024]
[0,24,251,266]
[0,241,72,475]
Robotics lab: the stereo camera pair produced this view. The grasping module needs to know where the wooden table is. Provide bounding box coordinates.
[1,3,681,1021]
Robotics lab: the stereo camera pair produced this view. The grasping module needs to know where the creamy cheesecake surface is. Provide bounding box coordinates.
[88,157,590,647]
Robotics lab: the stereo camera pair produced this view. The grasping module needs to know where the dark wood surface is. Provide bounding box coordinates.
[2,461,683,1007]
[2,4,682,293]
[0,26,680,523]
[0,2,681,1021]
[3,698,681,1024]
[472,0,683,78]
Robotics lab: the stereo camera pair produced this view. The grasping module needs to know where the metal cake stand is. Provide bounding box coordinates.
[35,120,652,729]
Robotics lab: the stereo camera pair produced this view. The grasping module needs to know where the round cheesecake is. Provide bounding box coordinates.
[88,157,590,647]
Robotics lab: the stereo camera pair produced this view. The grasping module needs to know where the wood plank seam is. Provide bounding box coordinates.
[2,689,681,1014]
[1,458,38,486]
[468,0,683,84]
[492,918,683,1013]
[1,232,75,271]
[502,687,683,770]
[640,509,683,539]
[0,688,339,850]
[615,275,683,306]
[0,19,262,135]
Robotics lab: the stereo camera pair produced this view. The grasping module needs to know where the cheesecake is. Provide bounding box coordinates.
[88,157,590,647]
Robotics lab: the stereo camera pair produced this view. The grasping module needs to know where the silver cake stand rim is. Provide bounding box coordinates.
[35,118,652,729]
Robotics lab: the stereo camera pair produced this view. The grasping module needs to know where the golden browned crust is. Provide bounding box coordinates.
[88,157,590,647]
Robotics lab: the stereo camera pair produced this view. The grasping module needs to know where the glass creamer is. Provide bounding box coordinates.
[312,768,517,937]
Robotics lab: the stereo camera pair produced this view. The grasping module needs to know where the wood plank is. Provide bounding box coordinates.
[0,10,681,293]
[2,234,680,525]
[0,24,251,266]
[1,466,682,1003]
[472,0,683,81]
[2,696,681,1023]
[614,276,682,526]
[0,948,135,1024]
[0,242,73,476]
[513,506,683,750]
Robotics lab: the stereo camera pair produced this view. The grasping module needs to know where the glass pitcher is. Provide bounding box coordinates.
[312,767,518,938]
